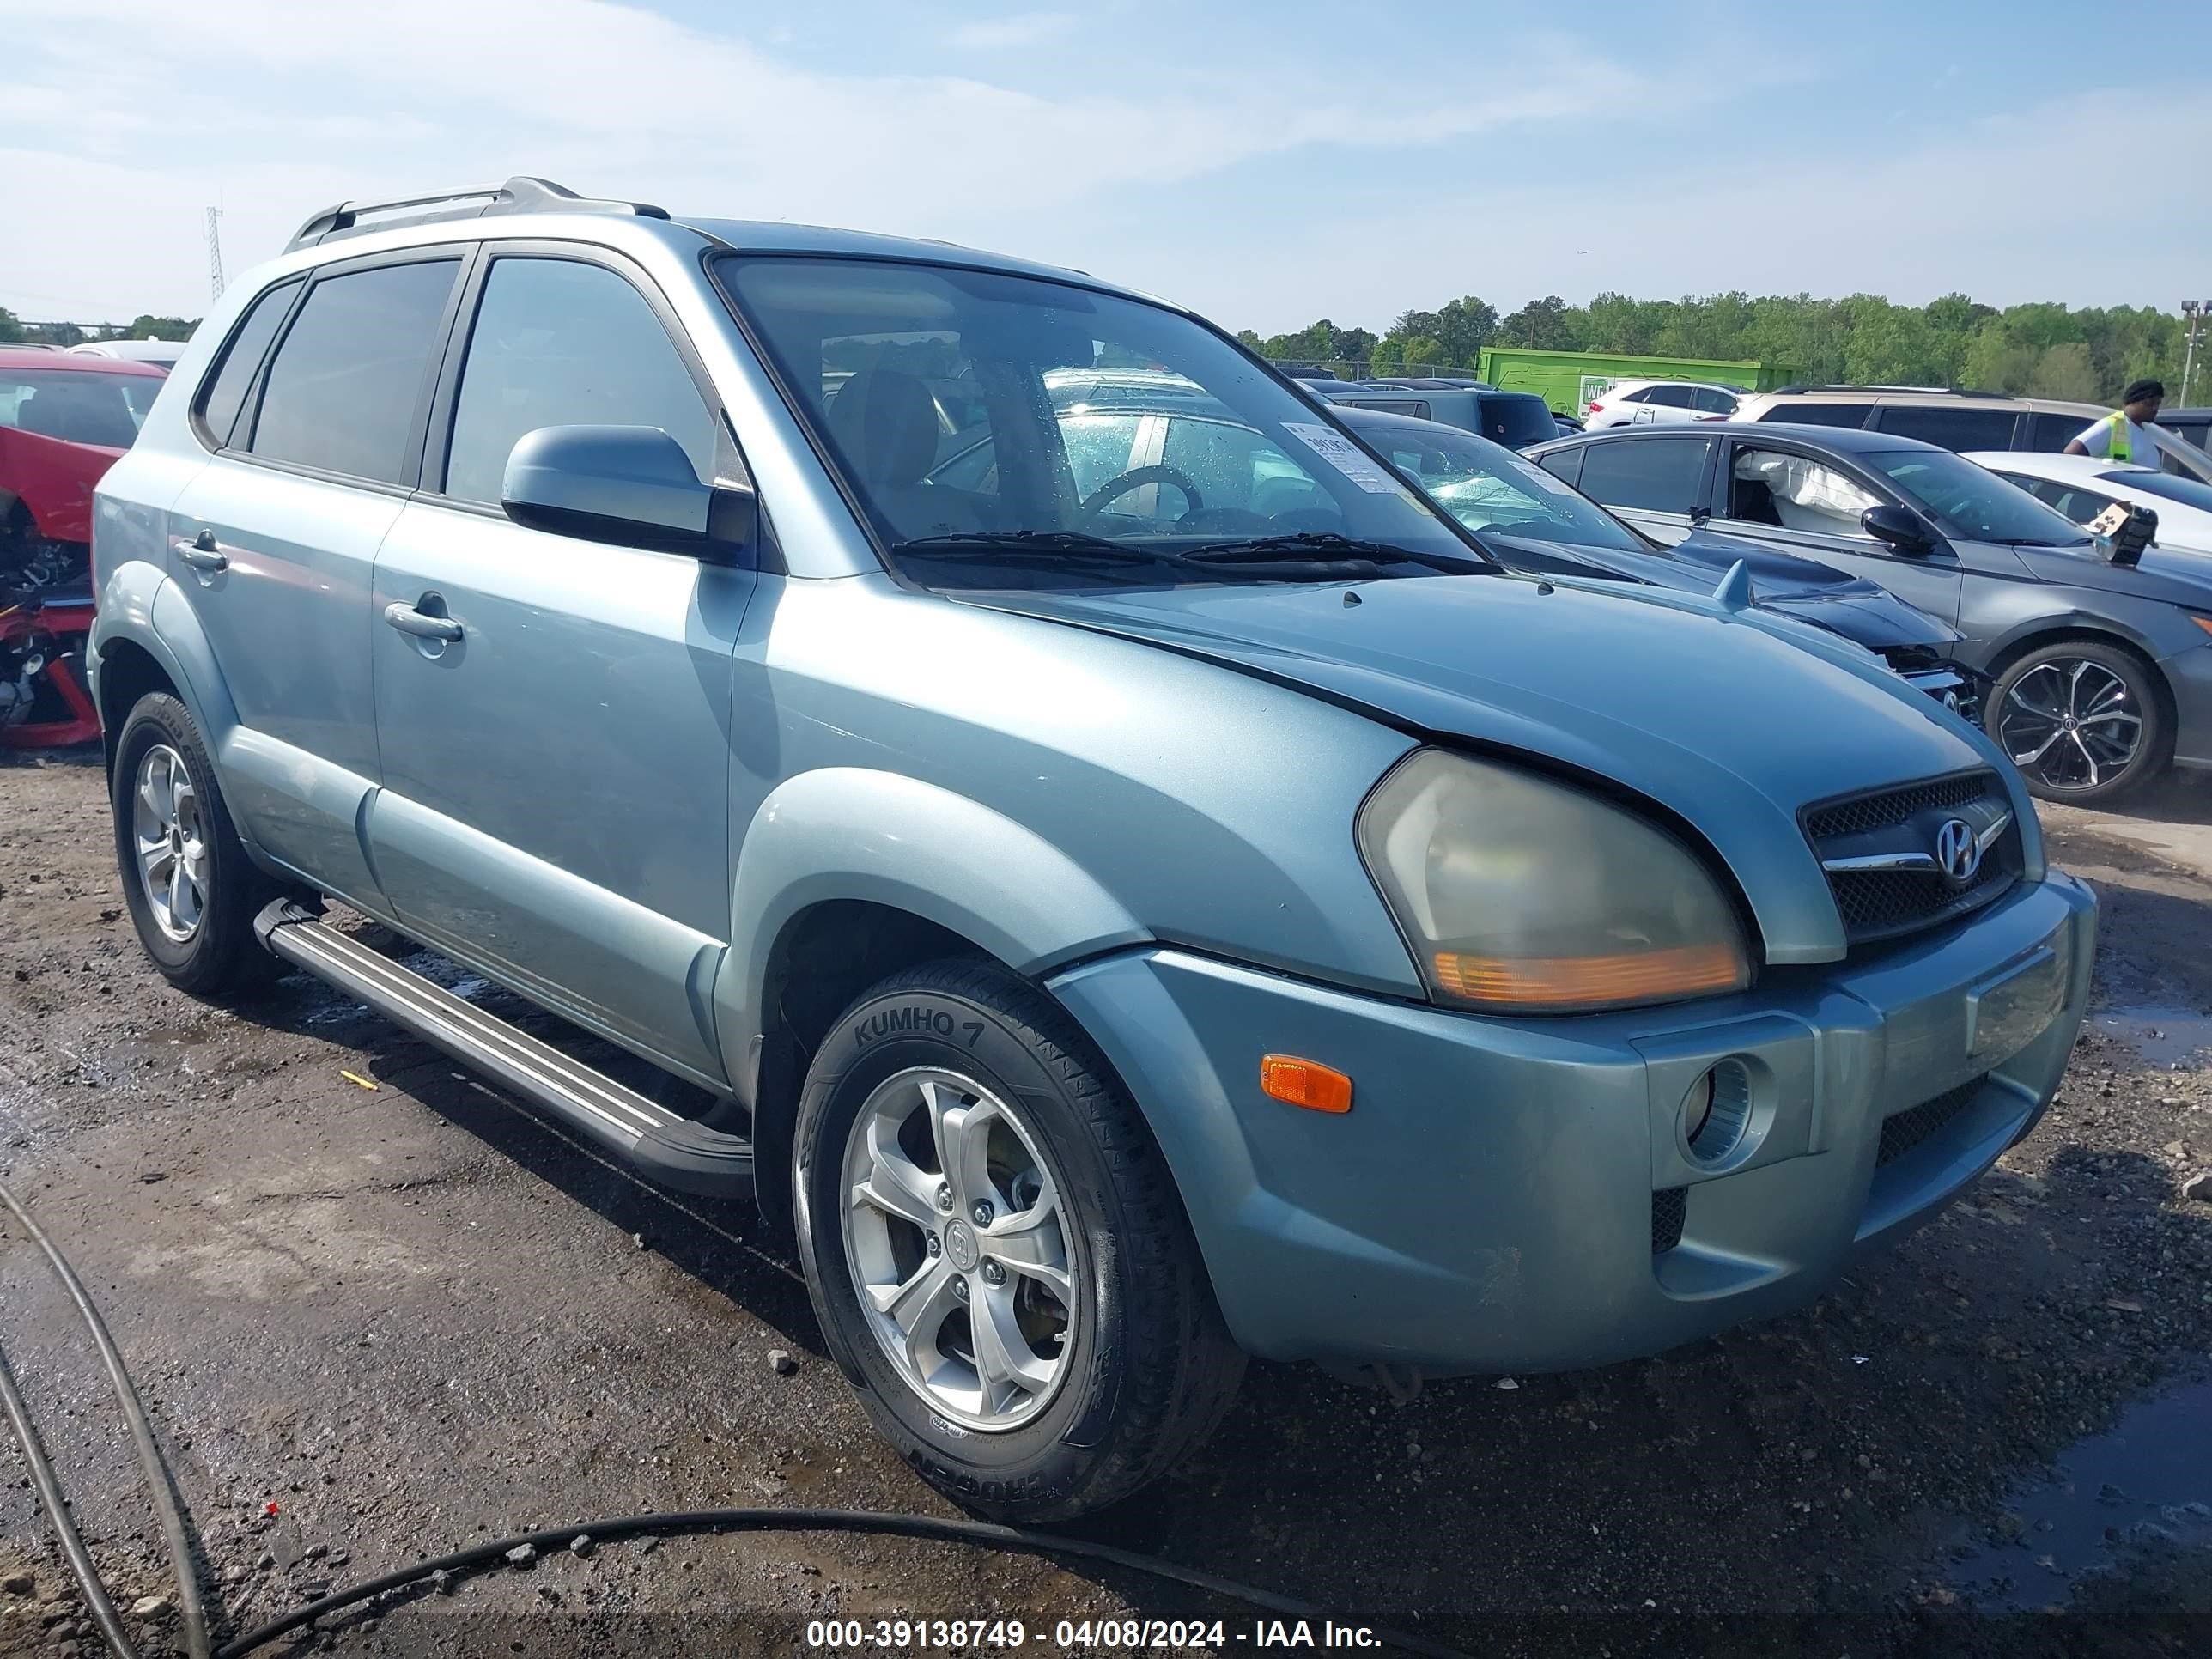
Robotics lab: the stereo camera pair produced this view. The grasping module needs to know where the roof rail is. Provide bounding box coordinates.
[286,176,670,252]
[1770,383,2021,399]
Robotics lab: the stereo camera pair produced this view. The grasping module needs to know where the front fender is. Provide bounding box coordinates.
[718,767,1149,1063]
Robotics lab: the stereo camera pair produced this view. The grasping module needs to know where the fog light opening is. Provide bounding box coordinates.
[1684,1060,1753,1164]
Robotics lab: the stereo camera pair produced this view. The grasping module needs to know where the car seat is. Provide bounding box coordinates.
[825,368,994,540]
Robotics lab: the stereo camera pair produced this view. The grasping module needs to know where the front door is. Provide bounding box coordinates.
[1713,440,1966,626]
[366,250,757,1084]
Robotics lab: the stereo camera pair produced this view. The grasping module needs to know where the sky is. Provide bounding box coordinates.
[3,0,2209,333]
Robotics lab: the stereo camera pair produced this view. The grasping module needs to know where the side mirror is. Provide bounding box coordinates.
[501,425,755,558]
[1860,503,1938,554]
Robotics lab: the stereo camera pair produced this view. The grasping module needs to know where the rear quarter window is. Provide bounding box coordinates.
[193,278,301,449]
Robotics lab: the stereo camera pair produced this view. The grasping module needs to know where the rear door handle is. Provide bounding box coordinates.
[383,602,464,643]
[173,530,228,572]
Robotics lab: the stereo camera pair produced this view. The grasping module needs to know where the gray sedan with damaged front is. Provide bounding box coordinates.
[89,177,2094,1523]
[1533,421,2212,804]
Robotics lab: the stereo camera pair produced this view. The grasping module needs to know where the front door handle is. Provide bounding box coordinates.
[174,530,228,573]
[383,601,464,643]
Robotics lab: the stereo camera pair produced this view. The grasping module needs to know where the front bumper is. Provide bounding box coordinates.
[1048,872,2095,1376]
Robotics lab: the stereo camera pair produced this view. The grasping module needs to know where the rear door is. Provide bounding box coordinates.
[1565,432,1717,544]
[166,252,467,902]
[1712,435,1964,623]
[365,246,756,1083]
[1637,385,1696,425]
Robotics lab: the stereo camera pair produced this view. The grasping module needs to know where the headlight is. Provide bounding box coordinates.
[1357,750,1752,1014]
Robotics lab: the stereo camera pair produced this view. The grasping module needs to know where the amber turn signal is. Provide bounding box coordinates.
[1260,1054,1353,1114]
[1432,944,1747,1008]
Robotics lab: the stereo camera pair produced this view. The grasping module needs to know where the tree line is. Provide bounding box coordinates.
[0,307,199,347]
[1236,291,2195,401]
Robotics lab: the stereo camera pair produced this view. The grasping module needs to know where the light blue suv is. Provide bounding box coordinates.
[91,179,2095,1521]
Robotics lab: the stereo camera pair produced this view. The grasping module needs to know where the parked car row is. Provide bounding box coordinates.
[86,176,2100,1524]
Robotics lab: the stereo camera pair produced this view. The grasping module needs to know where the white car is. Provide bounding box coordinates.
[66,338,185,371]
[1583,379,1743,429]
[1966,451,2212,556]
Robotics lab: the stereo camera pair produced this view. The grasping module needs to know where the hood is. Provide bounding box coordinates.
[963,572,2006,964]
[0,426,127,544]
[2008,539,2212,608]
[1484,529,1960,652]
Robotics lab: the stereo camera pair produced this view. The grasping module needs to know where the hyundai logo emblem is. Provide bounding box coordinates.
[1935,817,1981,882]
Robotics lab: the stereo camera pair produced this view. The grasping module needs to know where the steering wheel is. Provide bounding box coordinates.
[1078,465,1203,523]
[1175,505,1274,535]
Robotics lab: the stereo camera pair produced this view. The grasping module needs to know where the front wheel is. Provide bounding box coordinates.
[1989,641,2171,805]
[794,959,1243,1522]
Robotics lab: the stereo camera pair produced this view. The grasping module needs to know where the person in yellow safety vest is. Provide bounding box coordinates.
[2065,378,2165,464]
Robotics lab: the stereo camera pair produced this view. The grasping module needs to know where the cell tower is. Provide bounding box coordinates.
[205,206,226,301]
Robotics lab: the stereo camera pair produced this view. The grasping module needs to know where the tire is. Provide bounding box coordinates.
[1988,641,2172,805]
[111,692,282,995]
[794,958,1244,1522]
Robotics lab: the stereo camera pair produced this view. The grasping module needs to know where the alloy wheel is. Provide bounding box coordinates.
[839,1066,1077,1432]
[131,744,209,942]
[1996,658,2142,793]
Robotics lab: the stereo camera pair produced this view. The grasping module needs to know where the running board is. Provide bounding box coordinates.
[253,902,753,1200]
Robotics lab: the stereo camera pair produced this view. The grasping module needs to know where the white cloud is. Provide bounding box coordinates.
[0,0,1638,319]
[949,11,1076,50]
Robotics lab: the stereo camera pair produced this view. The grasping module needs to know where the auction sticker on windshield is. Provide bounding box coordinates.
[1283,422,1403,495]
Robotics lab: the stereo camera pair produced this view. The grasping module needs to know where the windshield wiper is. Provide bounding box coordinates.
[892,530,1175,564]
[1178,532,1492,573]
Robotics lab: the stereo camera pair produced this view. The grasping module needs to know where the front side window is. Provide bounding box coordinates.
[1692,387,1738,415]
[1865,449,2087,546]
[2006,475,2111,525]
[443,258,717,505]
[1729,447,1878,535]
[1377,422,1644,551]
[1574,436,1713,514]
[250,259,460,483]
[197,278,301,448]
[0,370,161,447]
[721,257,1484,586]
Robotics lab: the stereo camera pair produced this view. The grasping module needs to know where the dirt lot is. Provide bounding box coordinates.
[1,748,2209,1658]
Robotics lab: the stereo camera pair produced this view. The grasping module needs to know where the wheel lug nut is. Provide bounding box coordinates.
[951,1276,970,1302]
[925,1233,941,1258]
[981,1261,1005,1286]
[934,1183,955,1214]
[971,1200,994,1226]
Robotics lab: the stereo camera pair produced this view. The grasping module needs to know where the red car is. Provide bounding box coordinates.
[1,349,165,746]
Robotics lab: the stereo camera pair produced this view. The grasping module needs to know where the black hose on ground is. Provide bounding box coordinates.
[0,1328,139,1659]
[0,1181,211,1659]
[0,1182,1471,1659]
[213,1509,1473,1659]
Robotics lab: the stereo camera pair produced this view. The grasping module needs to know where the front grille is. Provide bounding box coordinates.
[1803,771,2020,948]
[1830,859,2013,939]
[1651,1188,1686,1254]
[1876,1076,1984,1166]
[1805,772,1993,842]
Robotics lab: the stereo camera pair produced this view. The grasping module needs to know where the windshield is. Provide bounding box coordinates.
[1866,449,2088,546]
[2102,469,2212,513]
[720,257,1483,586]
[0,369,160,447]
[1351,417,1645,552]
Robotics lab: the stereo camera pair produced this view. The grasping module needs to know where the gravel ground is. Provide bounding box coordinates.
[1,748,2209,1658]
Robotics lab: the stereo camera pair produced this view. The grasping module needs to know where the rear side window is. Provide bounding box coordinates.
[1870,405,2018,451]
[1349,398,1430,419]
[1759,402,1869,428]
[196,278,300,448]
[442,258,717,505]
[1473,394,1560,448]
[1647,385,1694,409]
[1574,436,1713,514]
[249,259,460,483]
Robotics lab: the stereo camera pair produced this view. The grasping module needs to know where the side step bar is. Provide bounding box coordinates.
[253,902,753,1200]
